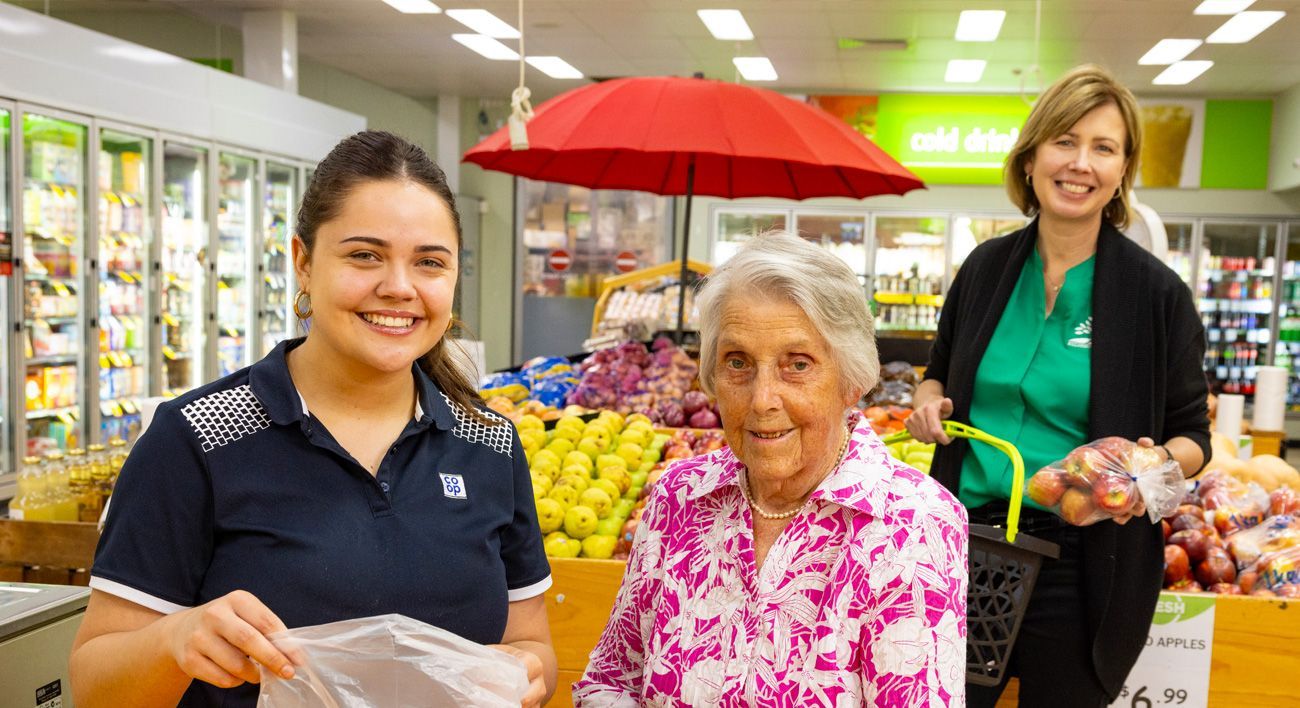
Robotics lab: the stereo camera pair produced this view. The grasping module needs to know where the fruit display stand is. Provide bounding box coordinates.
[587,259,712,346]
[538,564,1300,707]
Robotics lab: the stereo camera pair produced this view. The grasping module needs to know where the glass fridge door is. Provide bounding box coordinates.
[216,152,256,377]
[21,112,88,454]
[1196,221,1277,399]
[791,212,868,286]
[1164,219,1196,285]
[0,107,12,484]
[710,209,789,266]
[260,161,296,356]
[872,215,948,336]
[160,143,208,396]
[96,129,151,443]
[1275,222,1300,412]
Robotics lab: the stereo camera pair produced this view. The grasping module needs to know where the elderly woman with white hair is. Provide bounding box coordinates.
[573,232,969,707]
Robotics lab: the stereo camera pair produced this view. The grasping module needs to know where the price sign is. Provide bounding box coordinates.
[1109,592,1214,708]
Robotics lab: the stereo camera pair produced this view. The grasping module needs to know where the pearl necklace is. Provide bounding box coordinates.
[741,423,852,521]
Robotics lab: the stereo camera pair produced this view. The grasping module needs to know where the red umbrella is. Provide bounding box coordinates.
[463,75,925,335]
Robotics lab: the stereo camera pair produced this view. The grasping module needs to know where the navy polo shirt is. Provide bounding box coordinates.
[90,338,550,707]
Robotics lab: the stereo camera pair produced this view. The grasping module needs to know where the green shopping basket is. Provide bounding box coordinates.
[883,420,1061,687]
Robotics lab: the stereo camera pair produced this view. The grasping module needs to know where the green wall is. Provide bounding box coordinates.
[1201,100,1272,190]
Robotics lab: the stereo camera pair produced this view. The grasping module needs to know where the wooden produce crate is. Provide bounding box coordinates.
[543,558,626,708]
[542,559,1300,708]
[0,519,99,586]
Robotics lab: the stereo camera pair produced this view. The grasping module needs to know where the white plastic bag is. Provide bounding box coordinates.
[257,614,529,708]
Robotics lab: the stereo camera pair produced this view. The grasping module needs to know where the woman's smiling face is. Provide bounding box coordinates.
[293,178,459,376]
[1025,101,1129,227]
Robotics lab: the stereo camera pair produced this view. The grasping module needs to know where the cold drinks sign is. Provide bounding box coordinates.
[874,94,1032,185]
[809,93,1032,185]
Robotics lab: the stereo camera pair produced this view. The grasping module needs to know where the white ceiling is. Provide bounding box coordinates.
[13,0,1300,101]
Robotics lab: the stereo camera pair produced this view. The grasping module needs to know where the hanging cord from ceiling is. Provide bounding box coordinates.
[1016,0,1044,106]
[508,0,535,150]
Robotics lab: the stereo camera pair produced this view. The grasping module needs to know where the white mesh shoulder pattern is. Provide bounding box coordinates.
[441,393,513,458]
[181,384,273,453]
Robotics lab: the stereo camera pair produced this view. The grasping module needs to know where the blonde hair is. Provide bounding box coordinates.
[1004,64,1142,229]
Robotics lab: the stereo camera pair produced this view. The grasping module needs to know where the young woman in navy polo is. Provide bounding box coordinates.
[70,131,555,707]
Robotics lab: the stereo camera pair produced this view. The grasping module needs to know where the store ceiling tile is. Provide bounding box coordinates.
[6,0,1300,99]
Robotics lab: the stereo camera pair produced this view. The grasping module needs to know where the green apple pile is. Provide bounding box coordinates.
[886,439,935,474]
[519,410,667,559]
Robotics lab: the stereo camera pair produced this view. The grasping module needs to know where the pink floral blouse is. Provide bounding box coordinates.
[572,414,969,707]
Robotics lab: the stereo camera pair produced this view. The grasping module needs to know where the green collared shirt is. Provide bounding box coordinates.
[961,246,1095,510]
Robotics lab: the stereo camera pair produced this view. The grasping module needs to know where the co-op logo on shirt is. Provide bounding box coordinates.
[1068,316,1092,349]
[440,473,467,499]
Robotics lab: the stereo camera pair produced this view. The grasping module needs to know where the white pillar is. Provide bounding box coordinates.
[437,94,462,193]
[241,10,298,93]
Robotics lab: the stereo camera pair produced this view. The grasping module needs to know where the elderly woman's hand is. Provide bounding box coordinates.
[905,397,954,445]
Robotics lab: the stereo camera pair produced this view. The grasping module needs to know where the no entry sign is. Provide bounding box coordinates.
[615,251,638,273]
[548,249,572,272]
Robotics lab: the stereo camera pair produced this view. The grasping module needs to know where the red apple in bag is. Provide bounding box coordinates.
[1092,475,1137,514]
[1059,487,1098,526]
[1026,469,1070,507]
[1064,448,1106,488]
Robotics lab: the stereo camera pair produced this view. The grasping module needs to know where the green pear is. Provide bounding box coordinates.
[579,488,614,519]
[581,534,618,559]
[564,505,599,539]
[535,498,565,534]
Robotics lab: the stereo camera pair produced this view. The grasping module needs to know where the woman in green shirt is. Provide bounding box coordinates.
[906,65,1210,708]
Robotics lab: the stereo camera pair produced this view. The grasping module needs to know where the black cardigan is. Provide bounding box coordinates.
[924,219,1211,698]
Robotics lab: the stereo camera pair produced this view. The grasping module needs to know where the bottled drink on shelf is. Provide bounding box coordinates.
[108,437,128,489]
[69,447,94,523]
[80,446,107,523]
[10,456,49,521]
[44,451,78,521]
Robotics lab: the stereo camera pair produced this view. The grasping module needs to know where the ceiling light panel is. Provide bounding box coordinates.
[1153,60,1214,85]
[452,34,519,60]
[733,57,777,81]
[698,9,754,41]
[381,0,441,13]
[1138,39,1203,65]
[1206,11,1285,43]
[954,10,1006,42]
[1193,0,1255,14]
[526,56,583,79]
[446,9,520,38]
[945,59,986,83]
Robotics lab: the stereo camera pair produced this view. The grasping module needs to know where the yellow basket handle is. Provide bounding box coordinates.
[882,420,1025,543]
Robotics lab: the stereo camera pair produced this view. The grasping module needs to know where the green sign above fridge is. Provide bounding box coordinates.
[810,93,1272,190]
[810,94,1031,185]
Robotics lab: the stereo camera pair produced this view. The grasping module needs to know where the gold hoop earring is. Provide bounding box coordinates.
[1025,174,1033,186]
[293,289,312,319]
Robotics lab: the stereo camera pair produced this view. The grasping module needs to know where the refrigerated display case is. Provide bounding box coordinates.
[711,209,788,266]
[94,128,150,443]
[20,111,87,454]
[872,215,947,335]
[259,161,296,357]
[159,143,208,397]
[949,215,1025,276]
[792,212,867,283]
[1197,222,1277,398]
[1275,222,1300,411]
[215,152,256,378]
[1165,219,1195,285]
[0,106,12,489]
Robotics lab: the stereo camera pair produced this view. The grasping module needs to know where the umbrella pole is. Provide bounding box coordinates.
[676,159,696,344]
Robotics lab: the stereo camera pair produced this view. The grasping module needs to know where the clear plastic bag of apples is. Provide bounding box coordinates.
[1024,436,1185,525]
